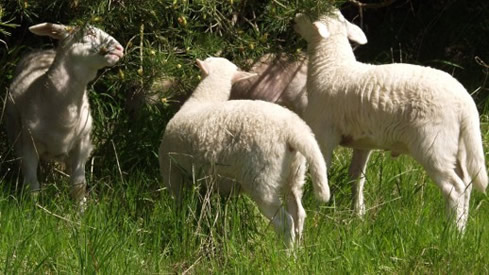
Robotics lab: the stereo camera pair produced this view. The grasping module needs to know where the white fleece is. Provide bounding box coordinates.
[295,10,487,231]
[6,23,123,205]
[159,57,329,246]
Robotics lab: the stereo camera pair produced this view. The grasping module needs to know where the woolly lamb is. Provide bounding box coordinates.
[6,23,124,205]
[294,10,487,231]
[230,53,308,115]
[159,57,330,246]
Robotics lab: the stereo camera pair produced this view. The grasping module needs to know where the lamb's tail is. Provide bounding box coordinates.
[460,112,488,193]
[287,125,330,202]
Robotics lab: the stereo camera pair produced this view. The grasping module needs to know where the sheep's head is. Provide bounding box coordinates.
[29,23,124,69]
[294,10,367,45]
[196,57,256,84]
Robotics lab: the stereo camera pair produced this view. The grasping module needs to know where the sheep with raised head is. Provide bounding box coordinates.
[159,57,330,246]
[230,53,308,116]
[6,23,124,205]
[294,10,487,231]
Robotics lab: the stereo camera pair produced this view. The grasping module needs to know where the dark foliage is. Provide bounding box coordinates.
[0,0,487,187]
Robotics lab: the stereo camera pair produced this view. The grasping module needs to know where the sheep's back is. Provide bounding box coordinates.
[162,100,305,177]
[307,62,474,151]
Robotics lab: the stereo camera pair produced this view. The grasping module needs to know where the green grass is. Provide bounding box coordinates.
[1,0,488,273]
[1,120,488,274]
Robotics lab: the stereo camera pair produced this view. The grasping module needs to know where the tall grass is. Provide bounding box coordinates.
[1,121,488,273]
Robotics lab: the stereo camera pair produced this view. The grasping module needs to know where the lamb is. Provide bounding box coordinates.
[5,23,124,205]
[230,53,308,116]
[294,10,488,231]
[158,57,330,246]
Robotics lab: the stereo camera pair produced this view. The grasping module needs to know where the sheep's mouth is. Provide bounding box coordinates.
[105,50,123,59]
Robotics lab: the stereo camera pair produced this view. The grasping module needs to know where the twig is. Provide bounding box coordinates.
[182,256,202,275]
[111,140,125,184]
[53,167,70,177]
[348,0,398,9]
[366,196,401,212]
[272,0,287,9]
[36,203,96,230]
[348,0,399,28]
[475,56,489,69]
[0,88,8,124]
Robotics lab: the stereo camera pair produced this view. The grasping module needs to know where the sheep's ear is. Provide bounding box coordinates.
[346,21,367,45]
[312,21,330,39]
[29,23,69,40]
[196,58,209,76]
[231,71,257,84]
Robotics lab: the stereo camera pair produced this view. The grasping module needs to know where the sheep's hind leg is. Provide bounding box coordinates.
[428,168,468,232]
[255,197,295,248]
[349,149,371,217]
[286,153,307,243]
[286,191,306,245]
[455,159,473,233]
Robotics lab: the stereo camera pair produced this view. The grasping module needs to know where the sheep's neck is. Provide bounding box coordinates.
[308,35,357,71]
[44,53,96,105]
[307,35,358,91]
[186,74,232,103]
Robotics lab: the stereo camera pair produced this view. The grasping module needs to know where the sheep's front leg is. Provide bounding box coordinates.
[349,149,371,217]
[316,129,341,169]
[69,135,93,208]
[21,139,40,198]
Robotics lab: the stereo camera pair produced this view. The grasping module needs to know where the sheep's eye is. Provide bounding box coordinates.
[86,28,96,37]
[99,46,109,55]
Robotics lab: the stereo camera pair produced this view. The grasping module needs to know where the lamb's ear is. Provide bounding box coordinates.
[231,71,257,84]
[312,21,330,39]
[196,58,209,76]
[346,21,367,45]
[29,23,69,40]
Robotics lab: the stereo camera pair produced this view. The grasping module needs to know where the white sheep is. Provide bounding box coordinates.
[230,53,308,116]
[294,10,487,231]
[159,57,330,246]
[6,23,124,205]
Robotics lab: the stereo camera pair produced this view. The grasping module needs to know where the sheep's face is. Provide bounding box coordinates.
[295,10,367,45]
[294,13,321,43]
[29,23,124,69]
[65,26,124,69]
[196,57,256,84]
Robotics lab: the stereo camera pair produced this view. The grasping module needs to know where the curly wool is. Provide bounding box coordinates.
[159,57,329,246]
[295,10,487,231]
